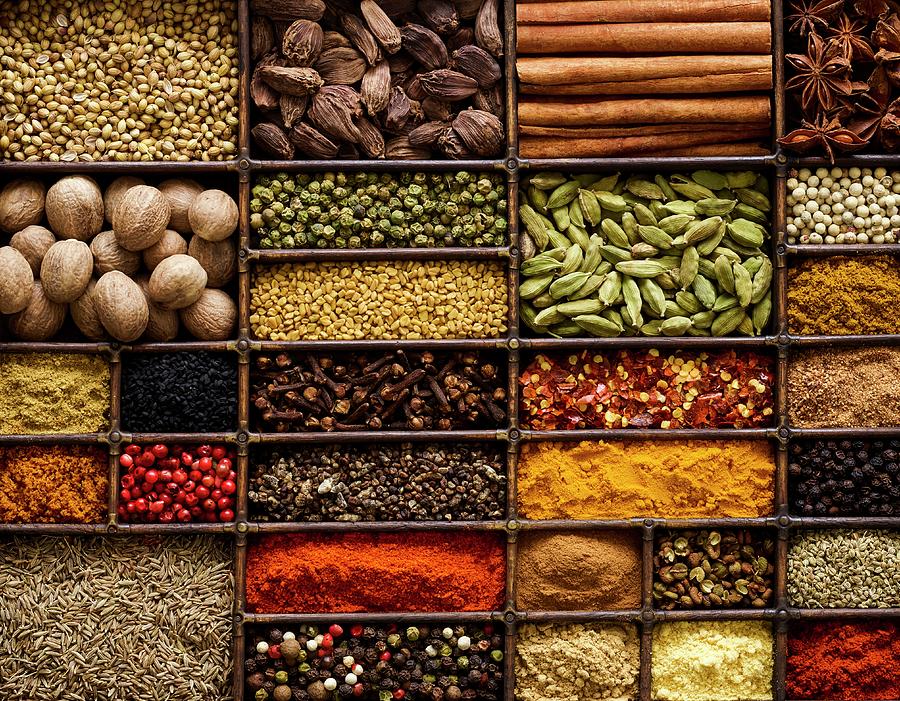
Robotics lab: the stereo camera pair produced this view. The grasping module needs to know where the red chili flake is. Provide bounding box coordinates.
[520,350,775,430]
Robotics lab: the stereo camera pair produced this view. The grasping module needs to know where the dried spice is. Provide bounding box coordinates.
[516,623,639,701]
[245,623,504,701]
[788,621,900,700]
[516,531,642,611]
[788,529,900,608]
[788,346,900,428]
[652,622,773,701]
[249,443,506,521]
[789,439,900,516]
[0,353,109,434]
[788,256,900,334]
[520,350,775,430]
[0,446,107,523]
[246,532,505,613]
[251,350,507,432]
[518,441,774,519]
[653,530,775,610]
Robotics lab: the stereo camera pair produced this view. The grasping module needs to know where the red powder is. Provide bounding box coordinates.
[246,532,506,613]
[788,621,900,700]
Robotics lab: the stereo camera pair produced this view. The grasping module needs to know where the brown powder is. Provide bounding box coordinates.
[788,346,900,428]
[788,256,900,335]
[516,531,642,611]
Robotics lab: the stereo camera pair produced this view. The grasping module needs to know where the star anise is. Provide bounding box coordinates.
[787,0,844,35]
[874,13,900,84]
[847,66,892,139]
[879,96,900,149]
[827,14,876,61]
[786,33,853,117]
[779,115,869,161]
[856,0,889,18]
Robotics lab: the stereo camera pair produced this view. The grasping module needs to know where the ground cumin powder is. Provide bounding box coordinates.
[0,354,110,434]
[788,256,900,335]
[789,347,900,427]
[518,441,774,519]
[517,531,642,611]
[0,446,107,523]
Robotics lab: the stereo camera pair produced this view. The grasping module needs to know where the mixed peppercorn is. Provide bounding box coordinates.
[245,623,504,701]
[118,443,237,523]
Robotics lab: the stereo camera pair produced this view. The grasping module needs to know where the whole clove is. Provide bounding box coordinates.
[249,443,506,521]
[251,0,504,159]
[251,350,507,432]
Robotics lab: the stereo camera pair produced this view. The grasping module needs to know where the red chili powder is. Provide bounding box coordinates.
[787,621,900,700]
[246,532,506,613]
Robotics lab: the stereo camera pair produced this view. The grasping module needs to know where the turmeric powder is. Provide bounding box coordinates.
[518,441,774,519]
[788,256,900,335]
[0,446,108,523]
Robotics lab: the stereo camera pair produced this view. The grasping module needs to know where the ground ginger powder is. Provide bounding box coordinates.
[788,256,900,335]
[0,353,109,434]
[518,441,774,519]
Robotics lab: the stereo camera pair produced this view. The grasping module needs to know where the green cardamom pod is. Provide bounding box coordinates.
[551,203,570,231]
[521,254,563,276]
[534,305,567,326]
[691,310,716,329]
[712,293,739,312]
[737,312,755,336]
[735,187,771,212]
[548,321,582,338]
[568,197,585,229]
[631,242,660,259]
[662,200,697,217]
[619,211,638,244]
[679,245,699,290]
[589,173,620,192]
[655,271,678,290]
[560,244,584,275]
[558,298,605,316]
[641,319,663,336]
[620,303,643,329]
[691,170,729,191]
[695,198,737,216]
[633,203,657,227]
[622,275,642,323]
[725,171,758,189]
[714,254,736,294]
[579,241,602,274]
[654,174,678,201]
[599,244,633,265]
[675,290,702,314]
[520,303,547,333]
[712,246,741,263]
[601,219,631,248]
[593,191,629,213]
[519,204,550,250]
[598,271,622,306]
[578,189,602,227]
[696,221,727,256]
[664,300,688,318]
[638,277,667,317]
[670,179,716,201]
[615,260,669,278]
[570,272,607,300]
[734,202,767,226]
[649,200,669,222]
[626,178,665,200]
[546,180,580,209]
[602,308,624,329]
[547,228,572,250]
[719,238,763,258]
[727,218,766,248]
[527,184,549,214]
[688,326,711,336]
[544,246,568,261]
[528,172,567,190]
[531,292,555,309]
[684,216,723,245]
[711,307,746,337]
[567,224,591,251]
[697,257,717,280]
[661,316,693,336]
[732,261,753,307]
[637,225,674,250]
[752,292,771,335]
[520,274,554,300]
[743,256,764,276]
[750,258,773,304]
[549,271,591,299]
[691,274,717,309]
[658,214,694,236]
[573,314,621,337]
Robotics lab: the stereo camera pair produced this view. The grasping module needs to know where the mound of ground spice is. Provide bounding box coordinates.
[246,532,506,613]
[518,441,774,519]
[788,256,900,335]
[0,446,107,523]
[516,531,641,611]
[788,621,900,700]
[788,346,900,427]
[0,353,109,434]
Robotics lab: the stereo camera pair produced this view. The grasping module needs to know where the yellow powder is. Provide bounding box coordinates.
[518,441,774,519]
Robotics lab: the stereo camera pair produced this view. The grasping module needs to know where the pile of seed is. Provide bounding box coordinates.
[516,623,639,701]
[0,353,109,434]
[789,439,900,517]
[786,167,900,244]
[245,623,504,701]
[0,535,233,701]
[249,443,506,522]
[651,621,773,701]
[250,261,508,340]
[121,352,236,432]
[788,529,900,608]
[653,529,775,610]
[0,0,239,161]
[250,171,508,248]
[519,170,773,338]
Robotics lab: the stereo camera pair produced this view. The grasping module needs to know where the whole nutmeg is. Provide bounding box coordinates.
[158,179,204,234]
[45,176,104,241]
[188,189,239,241]
[0,179,45,234]
[10,225,55,275]
[94,271,149,342]
[8,282,66,341]
[136,276,179,342]
[103,176,145,224]
[179,289,237,341]
[70,280,107,341]
[148,254,208,310]
[113,185,171,252]
[40,239,93,303]
[90,230,142,276]
[143,230,188,271]
[188,236,236,287]
[0,246,35,314]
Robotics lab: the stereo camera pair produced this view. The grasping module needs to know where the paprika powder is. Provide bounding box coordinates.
[787,621,900,700]
[246,532,506,613]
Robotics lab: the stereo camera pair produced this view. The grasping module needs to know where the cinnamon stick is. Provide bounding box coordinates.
[517,55,771,84]
[520,72,772,95]
[519,123,767,138]
[519,127,770,158]
[518,96,772,126]
[517,0,770,23]
[516,22,771,54]
[653,142,771,156]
